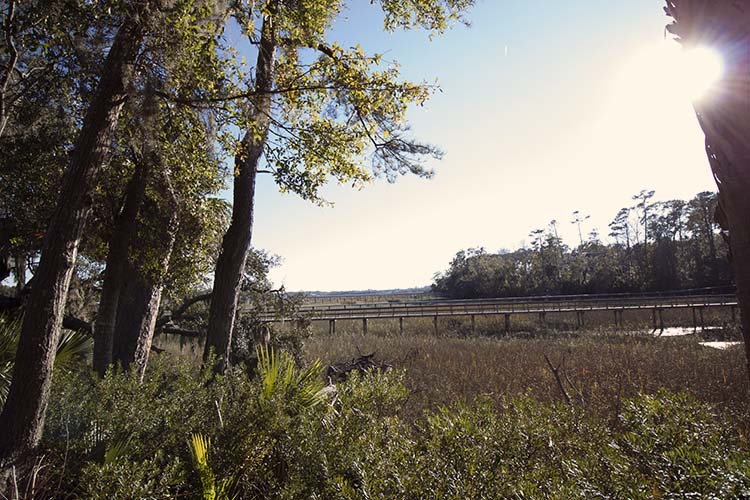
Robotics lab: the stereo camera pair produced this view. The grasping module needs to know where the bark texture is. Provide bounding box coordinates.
[0,10,145,463]
[665,0,750,380]
[111,262,166,379]
[93,162,148,376]
[112,172,178,379]
[204,14,276,368]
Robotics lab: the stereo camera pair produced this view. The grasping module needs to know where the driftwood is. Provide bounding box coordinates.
[326,353,391,382]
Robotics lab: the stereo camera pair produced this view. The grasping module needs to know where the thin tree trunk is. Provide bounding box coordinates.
[702,204,718,263]
[93,162,148,376]
[0,0,18,138]
[14,253,25,297]
[204,14,275,369]
[0,10,145,463]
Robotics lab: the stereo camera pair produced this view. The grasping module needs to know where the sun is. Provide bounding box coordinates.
[614,41,723,106]
[675,46,724,101]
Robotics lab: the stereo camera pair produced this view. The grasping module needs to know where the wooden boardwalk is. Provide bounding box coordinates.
[257,290,739,334]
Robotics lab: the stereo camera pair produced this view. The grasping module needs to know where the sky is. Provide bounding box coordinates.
[249,0,719,292]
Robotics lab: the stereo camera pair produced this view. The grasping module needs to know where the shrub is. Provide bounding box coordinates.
[30,352,750,499]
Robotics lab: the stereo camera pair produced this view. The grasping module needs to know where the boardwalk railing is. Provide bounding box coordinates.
[255,290,738,323]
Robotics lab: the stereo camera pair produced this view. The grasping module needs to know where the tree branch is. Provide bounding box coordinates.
[543,353,572,406]
[154,290,212,331]
[63,315,92,335]
[159,326,201,337]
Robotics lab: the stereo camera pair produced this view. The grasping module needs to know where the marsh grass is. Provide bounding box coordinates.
[156,306,748,424]
[305,331,750,423]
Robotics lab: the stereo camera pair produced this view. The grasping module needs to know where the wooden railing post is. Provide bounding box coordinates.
[658,309,664,332]
[692,307,697,333]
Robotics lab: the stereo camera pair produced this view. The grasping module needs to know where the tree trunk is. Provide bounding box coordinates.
[111,236,176,380]
[14,253,25,297]
[204,14,275,369]
[0,11,145,463]
[695,68,750,382]
[664,0,750,383]
[93,162,148,376]
[112,170,178,379]
[112,259,151,371]
[724,186,750,382]
[111,261,167,380]
[701,204,718,263]
[708,141,750,380]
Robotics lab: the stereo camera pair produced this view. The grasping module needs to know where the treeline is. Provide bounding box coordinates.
[432,190,733,299]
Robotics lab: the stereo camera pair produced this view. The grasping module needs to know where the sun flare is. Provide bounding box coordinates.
[615,42,723,106]
[676,46,724,101]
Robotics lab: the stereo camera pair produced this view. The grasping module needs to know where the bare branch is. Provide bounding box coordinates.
[543,353,572,406]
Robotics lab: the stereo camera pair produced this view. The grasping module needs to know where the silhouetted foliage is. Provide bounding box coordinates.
[433,190,733,298]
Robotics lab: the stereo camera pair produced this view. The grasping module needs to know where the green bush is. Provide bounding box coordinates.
[33,352,750,499]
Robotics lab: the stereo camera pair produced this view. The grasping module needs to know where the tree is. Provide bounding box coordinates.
[632,189,655,245]
[664,1,750,380]
[92,0,231,374]
[203,0,474,368]
[0,0,96,289]
[609,207,632,249]
[571,210,590,247]
[0,0,150,463]
[432,190,734,299]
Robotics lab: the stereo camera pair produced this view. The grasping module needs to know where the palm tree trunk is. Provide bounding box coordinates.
[0,10,145,463]
[204,14,275,369]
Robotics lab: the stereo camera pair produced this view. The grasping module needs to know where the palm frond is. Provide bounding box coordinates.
[189,433,231,500]
[55,330,93,371]
[0,320,20,407]
[0,319,92,407]
[255,345,327,409]
[103,433,132,465]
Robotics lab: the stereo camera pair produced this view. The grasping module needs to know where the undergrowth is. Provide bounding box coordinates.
[2,349,749,499]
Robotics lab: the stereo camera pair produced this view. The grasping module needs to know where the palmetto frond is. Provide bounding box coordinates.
[0,319,20,407]
[256,344,328,409]
[0,320,93,407]
[55,330,93,371]
[188,433,236,500]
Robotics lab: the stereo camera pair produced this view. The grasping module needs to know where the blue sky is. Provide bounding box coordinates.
[249,0,718,291]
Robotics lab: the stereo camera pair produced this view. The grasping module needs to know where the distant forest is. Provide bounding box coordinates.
[432,190,734,299]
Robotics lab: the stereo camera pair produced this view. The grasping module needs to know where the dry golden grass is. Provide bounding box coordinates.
[304,330,750,423]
